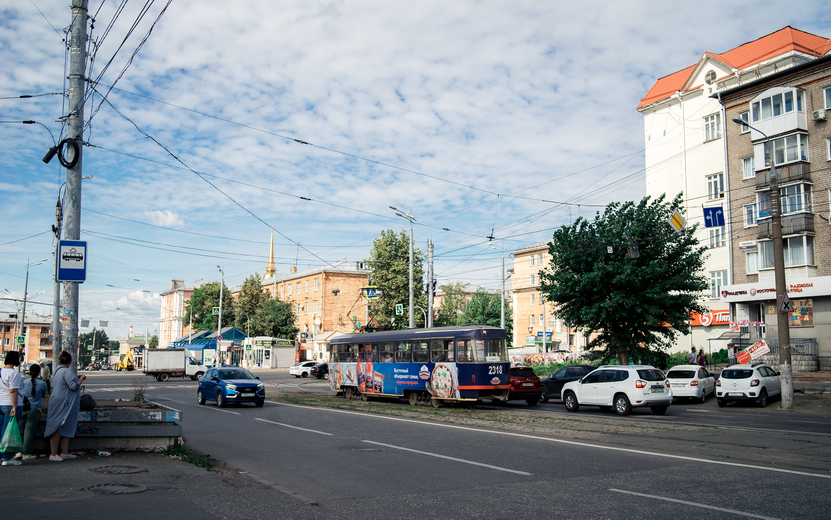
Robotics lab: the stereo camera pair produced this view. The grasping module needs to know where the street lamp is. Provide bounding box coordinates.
[390,207,416,328]
[18,258,48,364]
[217,266,225,364]
[731,116,793,410]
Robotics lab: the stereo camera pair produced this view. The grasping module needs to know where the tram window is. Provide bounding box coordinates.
[338,344,351,363]
[412,341,430,363]
[361,344,373,362]
[371,343,379,362]
[431,339,453,362]
[456,340,473,362]
[349,344,360,362]
[395,341,411,362]
[380,342,395,362]
[484,339,506,362]
[474,339,486,362]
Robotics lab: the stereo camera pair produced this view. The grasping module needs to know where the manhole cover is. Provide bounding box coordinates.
[85,484,149,494]
[91,465,148,475]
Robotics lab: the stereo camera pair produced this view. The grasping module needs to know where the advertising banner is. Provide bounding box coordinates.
[747,340,770,360]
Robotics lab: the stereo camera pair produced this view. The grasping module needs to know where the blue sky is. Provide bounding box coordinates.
[2,0,830,340]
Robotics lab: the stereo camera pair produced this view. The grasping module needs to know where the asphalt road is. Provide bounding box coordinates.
[80,369,831,518]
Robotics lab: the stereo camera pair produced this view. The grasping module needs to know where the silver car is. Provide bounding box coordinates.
[665,364,715,403]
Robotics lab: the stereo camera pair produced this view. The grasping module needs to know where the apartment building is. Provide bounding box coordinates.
[159,279,204,348]
[638,27,831,353]
[0,313,52,364]
[717,53,831,367]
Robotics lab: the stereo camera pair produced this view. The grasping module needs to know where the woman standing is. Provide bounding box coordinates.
[44,351,86,462]
[0,351,24,466]
[17,363,48,461]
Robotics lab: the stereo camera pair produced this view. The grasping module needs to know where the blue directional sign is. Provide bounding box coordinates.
[703,207,725,228]
[57,240,87,282]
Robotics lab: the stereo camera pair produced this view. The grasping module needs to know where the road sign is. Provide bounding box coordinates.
[16,335,25,345]
[779,294,793,313]
[212,307,220,315]
[57,240,87,282]
[217,335,223,342]
[703,206,725,228]
[668,210,686,232]
[395,304,403,316]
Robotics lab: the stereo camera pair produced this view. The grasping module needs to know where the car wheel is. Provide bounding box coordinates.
[217,391,226,408]
[717,398,726,408]
[197,389,205,405]
[614,394,632,416]
[540,387,549,403]
[255,400,264,408]
[301,372,308,378]
[525,397,539,406]
[563,391,579,412]
[757,389,768,408]
[650,405,668,415]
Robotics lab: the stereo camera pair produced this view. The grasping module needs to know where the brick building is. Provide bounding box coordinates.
[0,312,52,364]
[159,279,204,348]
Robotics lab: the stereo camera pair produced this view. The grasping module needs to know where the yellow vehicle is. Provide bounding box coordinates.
[116,350,135,371]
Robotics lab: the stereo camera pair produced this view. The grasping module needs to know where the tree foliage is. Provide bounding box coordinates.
[366,229,427,329]
[459,288,513,345]
[79,329,109,366]
[540,194,708,365]
[149,335,159,349]
[234,273,267,332]
[434,282,469,327]
[184,282,234,331]
[252,296,298,339]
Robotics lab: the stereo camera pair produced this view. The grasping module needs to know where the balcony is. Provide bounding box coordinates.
[757,214,814,239]
[755,162,810,189]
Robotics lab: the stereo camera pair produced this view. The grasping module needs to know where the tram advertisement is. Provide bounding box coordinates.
[330,362,460,398]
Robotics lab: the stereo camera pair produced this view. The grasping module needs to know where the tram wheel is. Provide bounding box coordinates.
[361,392,369,402]
[431,398,442,408]
[408,392,418,406]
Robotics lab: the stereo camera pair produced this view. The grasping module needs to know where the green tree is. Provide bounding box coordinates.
[252,296,298,339]
[540,194,708,365]
[434,282,469,326]
[366,229,427,329]
[148,335,159,349]
[184,282,234,331]
[79,329,109,366]
[459,288,513,345]
[234,273,267,333]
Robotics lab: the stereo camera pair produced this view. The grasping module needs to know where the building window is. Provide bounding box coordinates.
[296,282,301,293]
[706,173,724,200]
[313,301,318,313]
[529,274,535,286]
[296,304,302,314]
[704,113,721,141]
[743,204,757,227]
[826,137,831,160]
[314,278,319,291]
[742,156,755,179]
[761,133,808,167]
[539,315,544,326]
[305,303,309,315]
[305,280,309,293]
[538,254,544,265]
[759,236,815,269]
[530,315,535,327]
[746,251,759,275]
[751,89,804,123]
[529,256,535,266]
[287,284,292,296]
[757,191,772,219]
[780,184,811,215]
[824,87,831,109]
[708,226,725,248]
[739,111,750,133]
[710,270,728,299]
[2,338,8,346]
[530,294,535,305]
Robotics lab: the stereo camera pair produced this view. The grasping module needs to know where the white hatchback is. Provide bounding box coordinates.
[290,361,318,378]
[716,363,781,408]
[665,364,715,403]
[561,365,672,416]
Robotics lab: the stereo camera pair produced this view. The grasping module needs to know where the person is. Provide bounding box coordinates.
[0,351,24,466]
[727,343,737,365]
[16,363,47,461]
[44,351,86,462]
[697,349,707,368]
[688,346,697,364]
[40,360,52,392]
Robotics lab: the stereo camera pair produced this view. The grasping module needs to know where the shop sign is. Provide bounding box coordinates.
[747,340,770,360]
[690,310,730,327]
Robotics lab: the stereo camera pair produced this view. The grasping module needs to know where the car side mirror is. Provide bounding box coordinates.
[211,376,218,381]
[579,379,585,384]
[775,372,780,376]
[256,376,260,380]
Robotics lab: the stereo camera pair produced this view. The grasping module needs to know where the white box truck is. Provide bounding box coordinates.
[144,348,207,381]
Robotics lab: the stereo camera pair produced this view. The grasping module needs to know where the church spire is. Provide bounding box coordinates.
[265,228,276,277]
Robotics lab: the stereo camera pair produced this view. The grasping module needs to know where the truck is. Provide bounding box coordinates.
[143,348,207,382]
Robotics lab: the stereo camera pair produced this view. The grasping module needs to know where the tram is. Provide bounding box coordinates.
[328,325,510,407]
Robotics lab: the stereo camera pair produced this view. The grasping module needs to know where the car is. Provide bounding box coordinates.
[197,367,265,407]
[290,361,318,378]
[665,364,715,403]
[310,362,329,379]
[539,365,595,402]
[561,365,672,416]
[716,362,781,408]
[505,366,541,406]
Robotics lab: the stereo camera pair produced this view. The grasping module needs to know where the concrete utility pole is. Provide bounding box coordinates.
[52,198,63,367]
[62,0,89,375]
[427,238,434,328]
[217,265,224,362]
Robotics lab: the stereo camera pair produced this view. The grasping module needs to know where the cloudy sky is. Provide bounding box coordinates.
[1,0,829,340]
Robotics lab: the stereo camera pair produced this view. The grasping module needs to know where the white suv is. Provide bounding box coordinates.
[290,361,318,378]
[561,365,672,416]
[716,363,781,408]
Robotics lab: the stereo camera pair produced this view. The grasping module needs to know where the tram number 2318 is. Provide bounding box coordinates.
[488,365,503,375]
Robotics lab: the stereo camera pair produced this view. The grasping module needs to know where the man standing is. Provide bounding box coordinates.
[688,346,697,364]
[727,343,737,365]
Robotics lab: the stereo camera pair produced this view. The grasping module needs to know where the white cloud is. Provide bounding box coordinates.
[144,210,184,228]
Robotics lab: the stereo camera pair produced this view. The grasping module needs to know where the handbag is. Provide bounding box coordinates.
[22,396,31,413]
[0,416,23,453]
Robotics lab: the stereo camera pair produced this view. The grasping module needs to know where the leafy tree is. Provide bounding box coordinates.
[149,335,159,349]
[540,194,708,365]
[234,273,267,333]
[184,282,234,332]
[434,282,469,327]
[366,229,427,329]
[252,296,298,339]
[79,329,109,366]
[109,340,120,350]
[459,288,513,345]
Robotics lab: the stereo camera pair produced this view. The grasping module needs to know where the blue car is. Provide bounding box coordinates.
[198,367,265,407]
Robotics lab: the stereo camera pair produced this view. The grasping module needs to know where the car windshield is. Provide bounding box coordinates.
[510,367,536,377]
[220,370,254,380]
[721,369,753,379]
[667,370,696,379]
[636,369,665,381]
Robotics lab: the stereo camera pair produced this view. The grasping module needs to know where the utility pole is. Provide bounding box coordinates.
[427,238,434,328]
[62,0,89,375]
[52,198,63,368]
[217,266,224,363]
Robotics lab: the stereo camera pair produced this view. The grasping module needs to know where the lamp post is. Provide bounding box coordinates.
[390,207,417,328]
[217,266,224,363]
[732,116,793,410]
[19,258,48,364]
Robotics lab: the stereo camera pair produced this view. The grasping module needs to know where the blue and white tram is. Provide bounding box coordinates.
[328,325,510,406]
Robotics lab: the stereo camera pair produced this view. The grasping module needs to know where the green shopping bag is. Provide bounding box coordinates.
[1,416,23,453]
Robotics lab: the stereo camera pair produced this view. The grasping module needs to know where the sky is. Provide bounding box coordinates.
[2,0,830,341]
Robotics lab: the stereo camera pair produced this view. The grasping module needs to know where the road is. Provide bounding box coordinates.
[80,369,831,518]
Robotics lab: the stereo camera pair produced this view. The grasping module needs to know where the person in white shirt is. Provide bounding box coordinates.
[0,351,24,466]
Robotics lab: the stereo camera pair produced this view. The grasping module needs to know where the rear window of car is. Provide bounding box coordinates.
[721,369,753,379]
[667,370,696,379]
[636,369,665,381]
[510,367,537,377]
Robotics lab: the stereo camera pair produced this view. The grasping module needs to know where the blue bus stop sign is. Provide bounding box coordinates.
[57,240,87,282]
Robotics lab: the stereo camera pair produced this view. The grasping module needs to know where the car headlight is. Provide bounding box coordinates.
[226,383,237,391]
[257,383,264,389]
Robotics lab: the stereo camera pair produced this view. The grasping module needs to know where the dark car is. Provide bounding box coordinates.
[197,367,265,407]
[310,362,329,379]
[506,366,541,406]
[540,365,595,402]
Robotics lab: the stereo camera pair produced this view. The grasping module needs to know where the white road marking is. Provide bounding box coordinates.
[609,489,781,519]
[363,440,532,476]
[255,418,333,435]
[274,402,831,479]
[205,407,241,415]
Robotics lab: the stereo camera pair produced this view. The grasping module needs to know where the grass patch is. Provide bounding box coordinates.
[162,438,214,470]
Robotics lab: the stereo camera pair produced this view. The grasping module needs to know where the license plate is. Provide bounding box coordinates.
[651,385,664,393]
[727,392,744,397]
[241,391,254,395]
[522,383,534,387]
